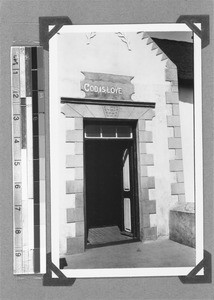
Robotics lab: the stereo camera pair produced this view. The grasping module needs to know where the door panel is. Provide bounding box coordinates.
[124,198,131,232]
[122,149,130,191]
[122,147,133,235]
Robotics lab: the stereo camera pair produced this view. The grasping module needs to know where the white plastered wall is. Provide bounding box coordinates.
[179,87,194,203]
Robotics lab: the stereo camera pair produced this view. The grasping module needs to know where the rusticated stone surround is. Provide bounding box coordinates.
[61,102,156,254]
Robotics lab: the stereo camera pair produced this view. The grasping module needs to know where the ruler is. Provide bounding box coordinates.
[11,46,46,274]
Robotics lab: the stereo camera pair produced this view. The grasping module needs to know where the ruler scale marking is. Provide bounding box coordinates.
[12,47,22,274]
[26,95,34,273]
[12,46,46,274]
[25,47,32,97]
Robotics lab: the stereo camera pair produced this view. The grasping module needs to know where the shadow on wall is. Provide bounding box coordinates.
[178,80,194,104]
[152,38,194,104]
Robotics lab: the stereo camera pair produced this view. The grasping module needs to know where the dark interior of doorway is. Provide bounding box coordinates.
[85,139,137,248]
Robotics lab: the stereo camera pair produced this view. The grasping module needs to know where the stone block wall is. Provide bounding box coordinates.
[165,59,186,207]
[169,202,195,247]
[136,111,157,240]
[138,34,188,237]
[65,116,85,254]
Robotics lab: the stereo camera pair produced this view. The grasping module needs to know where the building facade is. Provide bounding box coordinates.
[49,30,194,256]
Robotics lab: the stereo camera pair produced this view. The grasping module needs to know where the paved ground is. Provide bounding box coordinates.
[64,237,196,269]
[88,226,132,245]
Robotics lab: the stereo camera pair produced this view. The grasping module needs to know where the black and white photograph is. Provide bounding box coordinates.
[1,1,213,299]
[49,24,203,278]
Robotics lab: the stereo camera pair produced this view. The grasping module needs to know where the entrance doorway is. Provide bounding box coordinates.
[84,120,139,247]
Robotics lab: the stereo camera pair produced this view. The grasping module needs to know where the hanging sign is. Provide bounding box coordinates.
[81,71,134,101]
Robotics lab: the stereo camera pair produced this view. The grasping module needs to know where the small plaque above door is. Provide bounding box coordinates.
[81,71,134,101]
[103,106,119,118]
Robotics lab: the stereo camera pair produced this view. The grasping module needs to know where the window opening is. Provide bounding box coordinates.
[85,123,133,139]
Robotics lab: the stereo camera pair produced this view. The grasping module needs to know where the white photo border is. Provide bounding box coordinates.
[49,23,203,278]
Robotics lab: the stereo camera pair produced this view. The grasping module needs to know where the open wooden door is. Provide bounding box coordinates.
[122,147,133,236]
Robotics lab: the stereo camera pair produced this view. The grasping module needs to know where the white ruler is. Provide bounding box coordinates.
[11,46,46,274]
